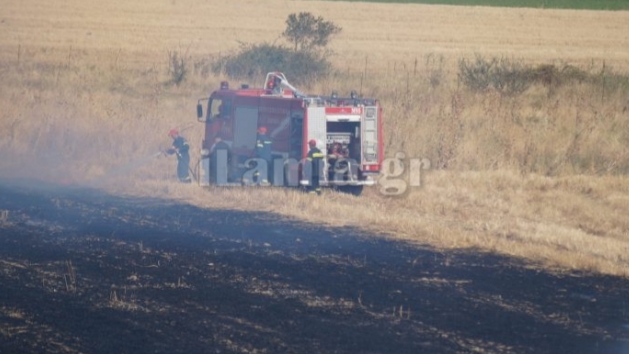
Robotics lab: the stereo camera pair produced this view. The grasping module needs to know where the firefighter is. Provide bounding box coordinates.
[265,76,282,94]
[166,128,191,183]
[327,142,344,182]
[254,126,273,184]
[306,139,324,195]
[215,103,229,120]
[272,77,282,94]
[328,142,347,160]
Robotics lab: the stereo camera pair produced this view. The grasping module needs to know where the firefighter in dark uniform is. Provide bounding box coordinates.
[254,126,273,184]
[167,128,191,183]
[306,139,324,195]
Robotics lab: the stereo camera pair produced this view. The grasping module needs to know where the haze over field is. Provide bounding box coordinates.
[1,0,629,276]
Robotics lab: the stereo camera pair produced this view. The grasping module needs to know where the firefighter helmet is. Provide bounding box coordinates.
[258,126,267,134]
[168,128,179,137]
[308,139,317,147]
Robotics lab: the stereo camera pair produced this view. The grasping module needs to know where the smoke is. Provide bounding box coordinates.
[0,120,168,189]
[86,151,164,187]
[0,48,200,190]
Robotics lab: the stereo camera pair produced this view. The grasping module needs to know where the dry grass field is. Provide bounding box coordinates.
[1,0,629,278]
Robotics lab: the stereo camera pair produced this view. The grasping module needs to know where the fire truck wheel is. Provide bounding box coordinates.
[338,185,363,196]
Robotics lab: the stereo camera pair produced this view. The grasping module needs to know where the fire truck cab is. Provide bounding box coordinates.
[195,72,383,195]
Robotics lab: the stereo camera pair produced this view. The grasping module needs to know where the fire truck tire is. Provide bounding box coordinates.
[338,185,363,196]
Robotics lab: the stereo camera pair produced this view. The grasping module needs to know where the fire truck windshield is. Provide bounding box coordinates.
[210,98,231,120]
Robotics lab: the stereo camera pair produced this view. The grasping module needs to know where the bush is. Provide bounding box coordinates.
[167,50,187,86]
[458,55,530,95]
[459,55,629,96]
[211,43,332,85]
[525,63,588,86]
[211,13,340,85]
[283,12,342,52]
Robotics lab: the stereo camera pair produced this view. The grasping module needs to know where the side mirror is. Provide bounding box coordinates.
[196,103,205,122]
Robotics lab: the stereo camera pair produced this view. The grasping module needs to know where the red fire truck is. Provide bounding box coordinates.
[195,72,383,195]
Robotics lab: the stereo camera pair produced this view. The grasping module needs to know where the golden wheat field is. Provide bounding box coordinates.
[1,0,629,276]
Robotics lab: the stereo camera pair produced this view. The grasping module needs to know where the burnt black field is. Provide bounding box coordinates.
[0,181,628,353]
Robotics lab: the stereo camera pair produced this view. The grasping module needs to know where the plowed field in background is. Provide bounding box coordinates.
[2,0,628,72]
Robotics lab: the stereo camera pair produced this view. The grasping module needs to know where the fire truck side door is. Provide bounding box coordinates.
[306,106,326,150]
[233,106,259,152]
[289,111,304,159]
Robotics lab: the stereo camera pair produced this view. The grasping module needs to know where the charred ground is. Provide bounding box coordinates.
[0,180,628,353]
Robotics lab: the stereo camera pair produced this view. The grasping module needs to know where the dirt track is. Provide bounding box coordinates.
[0,180,628,353]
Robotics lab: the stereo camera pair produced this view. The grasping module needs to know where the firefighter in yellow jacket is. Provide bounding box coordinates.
[306,139,324,195]
[254,126,273,184]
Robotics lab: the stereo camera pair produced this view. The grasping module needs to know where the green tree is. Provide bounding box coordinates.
[282,12,342,52]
